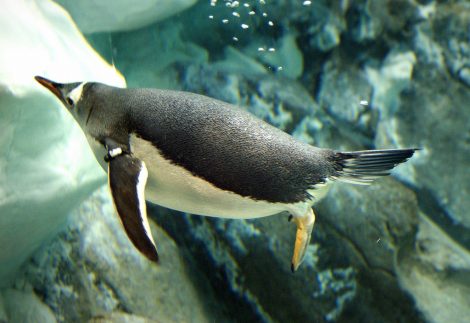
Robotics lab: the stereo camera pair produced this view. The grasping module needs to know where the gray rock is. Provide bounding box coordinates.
[87,21,208,90]
[375,55,470,230]
[76,1,470,321]
[431,5,470,87]
[156,177,422,322]
[19,187,224,323]
[346,0,384,42]
[367,1,470,235]
[318,58,376,141]
[0,288,56,323]
[252,34,304,79]
[315,177,422,322]
[89,312,158,323]
[396,216,470,323]
[317,177,419,274]
[181,62,317,133]
[286,0,346,52]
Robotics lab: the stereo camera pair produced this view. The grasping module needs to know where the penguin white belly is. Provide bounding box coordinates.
[129,135,291,219]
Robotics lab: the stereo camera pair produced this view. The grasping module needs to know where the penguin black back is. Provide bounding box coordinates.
[87,85,337,203]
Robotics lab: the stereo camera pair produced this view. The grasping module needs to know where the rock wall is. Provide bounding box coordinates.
[3,0,469,322]
[11,188,226,323]
[137,1,469,321]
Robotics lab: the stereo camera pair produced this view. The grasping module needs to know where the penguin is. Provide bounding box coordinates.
[34,76,417,272]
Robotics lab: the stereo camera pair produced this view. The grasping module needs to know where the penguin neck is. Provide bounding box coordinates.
[84,133,108,172]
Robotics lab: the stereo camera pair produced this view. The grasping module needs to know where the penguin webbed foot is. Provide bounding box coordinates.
[290,208,315,273]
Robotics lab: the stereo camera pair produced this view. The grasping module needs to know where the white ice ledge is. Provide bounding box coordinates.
[0,0,125,287]
[55,0,198,33]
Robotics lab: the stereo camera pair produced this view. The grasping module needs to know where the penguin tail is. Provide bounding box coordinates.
[332,148,418,185]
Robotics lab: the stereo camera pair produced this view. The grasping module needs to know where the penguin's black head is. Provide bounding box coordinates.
[34,75,101,131]
[34,76,85,110]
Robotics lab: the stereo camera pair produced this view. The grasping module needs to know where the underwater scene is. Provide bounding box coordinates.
[1,0,470,322]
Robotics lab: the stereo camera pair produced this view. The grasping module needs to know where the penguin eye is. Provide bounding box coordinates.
[66,97,74,106]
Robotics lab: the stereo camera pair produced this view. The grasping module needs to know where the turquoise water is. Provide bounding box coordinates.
[1,0,469,322]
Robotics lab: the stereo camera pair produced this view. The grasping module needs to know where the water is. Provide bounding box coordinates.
[1,0,470,322]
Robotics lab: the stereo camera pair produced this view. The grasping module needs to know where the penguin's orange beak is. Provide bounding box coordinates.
[34,76,63,101]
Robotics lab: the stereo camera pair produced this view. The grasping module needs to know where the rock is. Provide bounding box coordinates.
[0,0,124,287]
[431,4,470,87]
[0,297,5,323]
[318,57,376,143]
[363,0,470,239]
[317,177,419,274]
[0,288,56,323]
[87,21,208,89]
[16,0,467,321]
[19,187,224,323]
[155,177,422,322]
[252,34,304,79]
[89,312,158,323]
[346,0,384,42]
[366,50,417,118]
[55,0,197,33]
[213,46,268,76]
[375,50,470,231]
[396,216,470,323]
[289,0,346,52]
[181,62,315,133]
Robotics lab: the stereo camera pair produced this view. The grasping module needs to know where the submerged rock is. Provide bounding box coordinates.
[396,216,470,323]
[89,312,158,323]
[0,288,56,323]
[373,4,470,233]
[155,177,423,322]
[4,0,468,321]
[318,58,376,142]
[17,187,224,323]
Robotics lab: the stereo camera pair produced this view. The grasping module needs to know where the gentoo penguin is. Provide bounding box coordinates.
[35,76,416,272]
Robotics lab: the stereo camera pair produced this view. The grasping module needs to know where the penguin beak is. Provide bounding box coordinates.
[34,76,64,101]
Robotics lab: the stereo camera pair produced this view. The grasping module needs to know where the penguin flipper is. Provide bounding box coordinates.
[108,153,159,263]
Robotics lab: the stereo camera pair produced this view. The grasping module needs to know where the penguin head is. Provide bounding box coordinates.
[35,76,92,127]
